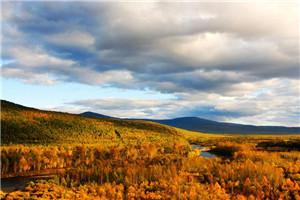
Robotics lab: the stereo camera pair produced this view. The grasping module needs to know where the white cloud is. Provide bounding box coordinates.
[7,46,75,68]
[1,68,56,85]
[45,31,95,48]
[65,78,299,126]
[1,1,299,126]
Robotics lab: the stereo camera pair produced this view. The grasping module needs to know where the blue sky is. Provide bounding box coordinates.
[1,1,299,126]
[1,77,175,113]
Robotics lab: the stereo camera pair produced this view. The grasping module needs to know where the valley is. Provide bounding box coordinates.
[1,100,300,199]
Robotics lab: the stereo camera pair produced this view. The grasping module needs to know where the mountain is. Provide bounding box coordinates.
[81,111,300,134]
[1,100,197,145]
[80,111,114,119]
[3,99,298,142]
[147,117,300,134]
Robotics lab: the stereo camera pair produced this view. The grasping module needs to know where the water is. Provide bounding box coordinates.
[191,144,216,158]
[1,175,54,193]
[199,151,216,158]
[0,168,65,193]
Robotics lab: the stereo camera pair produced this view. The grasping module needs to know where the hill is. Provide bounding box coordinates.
[80,111,300,134]
[1,100,194,145]
[80,111,114,119]
[148,117,300,134]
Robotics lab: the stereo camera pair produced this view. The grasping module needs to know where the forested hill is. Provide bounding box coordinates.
[1,100,192,145]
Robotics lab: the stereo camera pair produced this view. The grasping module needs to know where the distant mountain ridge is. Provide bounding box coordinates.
[81,111,114,119]
[80,113,300,135]
[147,117,300,134]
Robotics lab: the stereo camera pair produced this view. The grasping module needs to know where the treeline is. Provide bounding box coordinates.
[1,141,300,199]
[1,143,189,177]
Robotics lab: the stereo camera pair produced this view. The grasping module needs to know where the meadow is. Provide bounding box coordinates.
[1,101,300,199]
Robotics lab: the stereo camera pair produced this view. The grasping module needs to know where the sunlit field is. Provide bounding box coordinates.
[1,101,300,199]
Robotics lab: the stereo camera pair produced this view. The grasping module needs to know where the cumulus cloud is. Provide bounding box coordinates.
[45,31,95,48]
[1,1,299,125]
[64,98,174,119]
[64,78,299,126]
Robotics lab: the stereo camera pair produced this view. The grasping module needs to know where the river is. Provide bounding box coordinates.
[191,144,216,158]
[1,145,216,193]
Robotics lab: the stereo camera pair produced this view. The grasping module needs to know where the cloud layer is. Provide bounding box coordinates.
[1,1,299,126]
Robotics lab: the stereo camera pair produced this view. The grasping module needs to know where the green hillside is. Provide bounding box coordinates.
[1,100,199,145]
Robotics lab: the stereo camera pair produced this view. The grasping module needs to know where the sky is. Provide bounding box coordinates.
[1,1,299,126]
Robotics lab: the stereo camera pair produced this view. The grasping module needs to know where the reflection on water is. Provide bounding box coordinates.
[191,144,216,158]
[200,151,216,158]
[1,175,54,193]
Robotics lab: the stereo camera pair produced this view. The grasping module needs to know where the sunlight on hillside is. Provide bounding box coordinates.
[1,101,300,199]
